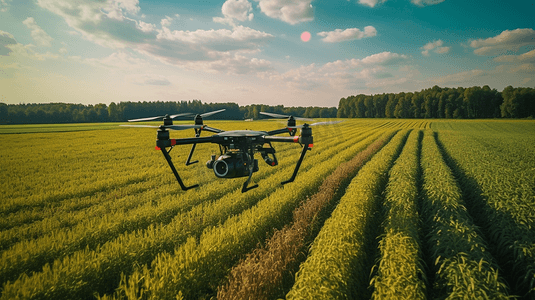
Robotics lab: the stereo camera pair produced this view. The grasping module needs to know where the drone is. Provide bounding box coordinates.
[122,109,338,193]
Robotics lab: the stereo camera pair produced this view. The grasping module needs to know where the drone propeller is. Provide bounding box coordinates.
[199,109,226,118]
[120,124,203,130]
[259,111,313,121]
[288,120,343,129]
[127,112,194,122]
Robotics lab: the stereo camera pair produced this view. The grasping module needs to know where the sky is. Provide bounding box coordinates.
[0,0,534,108]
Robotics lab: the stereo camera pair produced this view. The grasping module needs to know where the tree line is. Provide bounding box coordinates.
[2,85,533,124]
[0,100,337,124]
[337,85,535,119]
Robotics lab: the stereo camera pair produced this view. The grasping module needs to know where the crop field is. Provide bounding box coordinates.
[1,119,534,299]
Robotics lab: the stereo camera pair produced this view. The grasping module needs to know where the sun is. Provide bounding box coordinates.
[300,31,311,42]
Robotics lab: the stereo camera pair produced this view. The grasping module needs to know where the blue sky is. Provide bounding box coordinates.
[0,0,534,107]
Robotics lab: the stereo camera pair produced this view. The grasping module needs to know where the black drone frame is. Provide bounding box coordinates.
[123,110,330,193]
[155,121,313,193]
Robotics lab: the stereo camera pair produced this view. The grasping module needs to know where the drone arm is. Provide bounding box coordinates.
[263,135,313,147]
[266,128,296,136]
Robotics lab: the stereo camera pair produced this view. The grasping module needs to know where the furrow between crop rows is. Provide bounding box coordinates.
[217,131,395,300]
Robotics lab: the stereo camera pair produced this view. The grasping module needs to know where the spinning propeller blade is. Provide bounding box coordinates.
[200,109,226,118]
[127,112,193,122]
[259,111,313,121]
[166,125,203,131]
[288,120,343,129]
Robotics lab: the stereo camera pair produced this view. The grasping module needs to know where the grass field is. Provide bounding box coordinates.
[1,119,534,299]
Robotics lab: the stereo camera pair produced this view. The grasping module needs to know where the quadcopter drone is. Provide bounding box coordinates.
[123,109,338,193]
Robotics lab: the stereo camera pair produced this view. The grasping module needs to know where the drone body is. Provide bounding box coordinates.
[123,110,332,193]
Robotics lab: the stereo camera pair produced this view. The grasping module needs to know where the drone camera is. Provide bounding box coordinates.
[208,153,258,178]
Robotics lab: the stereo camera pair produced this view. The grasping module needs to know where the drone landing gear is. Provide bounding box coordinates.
[242,153,258,193]
[185,143,198,166]
[242,164,258,193]
[282,144,311,185]
[186,128,201,166]
[161,147,199,191]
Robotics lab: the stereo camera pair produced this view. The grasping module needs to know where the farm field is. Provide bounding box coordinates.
[1,119,534,299]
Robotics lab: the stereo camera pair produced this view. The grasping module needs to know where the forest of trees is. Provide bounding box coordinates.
[337,85,535,119]
[1,85,534,124]
[0,100,337,124]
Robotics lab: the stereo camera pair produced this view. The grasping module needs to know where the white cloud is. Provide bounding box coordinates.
[470,28,535,56]
[318,26,377,43]
[155,25,272,50]
[160,16,172,27]
[421,39,450,56]
[434,69,486,84]
[269,63,320,89]
[269,51,409,92]
[191,53,272,75]
[494,49,535,63]
[130,74,172,86]
[360,51,408,65]
[4,43,59,60]
[0,30,59,60]
[37,0,274,75]
[411,0,445,6]
[37,0,140,25]
[253,0,313,25]
[84,51,149,70]
[319,52,407,73]
[214,0,254,26]
[22,17,53,47]
[1,0,12,12]
[358,0,387,8]
[0,30,17,55]
[509,63,535,74]
[137,20,156,33]
[36,0,147,48]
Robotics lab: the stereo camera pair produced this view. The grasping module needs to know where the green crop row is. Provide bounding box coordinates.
[285,129,409,299]
[0,123,378,299]
[370,130,426,299]
[217,131,394,300]
[436,126,535,297]
[420,130,510,299]
[105,129,393,300]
